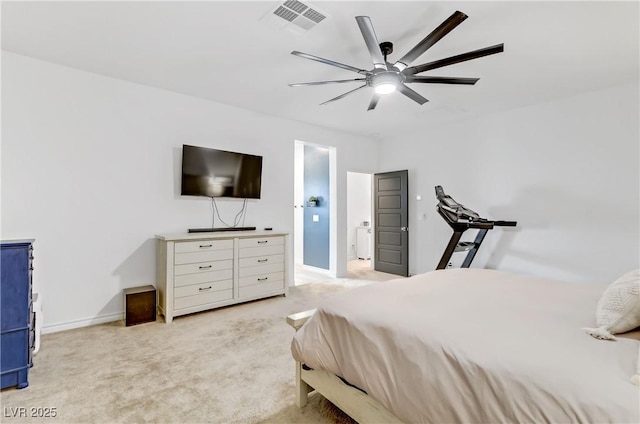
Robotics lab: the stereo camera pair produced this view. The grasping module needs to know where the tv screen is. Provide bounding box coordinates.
[181,145,262,199]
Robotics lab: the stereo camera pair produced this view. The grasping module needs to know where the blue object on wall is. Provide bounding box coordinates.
[303,145,330,269]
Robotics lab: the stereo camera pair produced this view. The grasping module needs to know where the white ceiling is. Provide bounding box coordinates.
[2,1,638,140]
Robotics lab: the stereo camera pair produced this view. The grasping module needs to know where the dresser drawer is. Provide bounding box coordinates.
[174,279,233,298]
[175,249,233,265]
[175,239,233,254]
[0,329,29,371]
[238,236,284,249]
[239,244,284,259]
[239,271,284,288]
[174,269,233,288]
[239,280,285,298]
[238,254,284,268]
[239,263,284,277]
[174,259,233,276]
[174,289,233,310]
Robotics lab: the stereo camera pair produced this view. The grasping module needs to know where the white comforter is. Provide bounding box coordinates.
[291,269,639,423]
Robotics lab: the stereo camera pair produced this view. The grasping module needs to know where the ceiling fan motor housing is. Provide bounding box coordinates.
[368,69,405,89]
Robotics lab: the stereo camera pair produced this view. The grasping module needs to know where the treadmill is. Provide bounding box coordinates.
[435,185,517,270]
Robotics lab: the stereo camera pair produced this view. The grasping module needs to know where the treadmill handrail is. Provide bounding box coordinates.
[494,220,517,227]
[437,207,495,230]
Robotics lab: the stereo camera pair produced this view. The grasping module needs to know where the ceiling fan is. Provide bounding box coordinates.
[289,10,504,110]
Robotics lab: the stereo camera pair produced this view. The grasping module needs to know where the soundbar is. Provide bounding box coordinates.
[188,226,256,233]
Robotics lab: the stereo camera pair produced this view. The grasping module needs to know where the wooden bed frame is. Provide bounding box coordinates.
[286,310,403,423]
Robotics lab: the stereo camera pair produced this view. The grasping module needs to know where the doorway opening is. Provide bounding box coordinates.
[346,171,373,277]
[294,140,336,285]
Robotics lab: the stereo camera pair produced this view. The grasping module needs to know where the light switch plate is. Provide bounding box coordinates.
[313,214,319,222]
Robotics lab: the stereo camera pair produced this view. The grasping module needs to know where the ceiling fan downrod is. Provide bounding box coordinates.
[379,42,393,63]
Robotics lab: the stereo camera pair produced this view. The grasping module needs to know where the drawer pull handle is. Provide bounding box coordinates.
[257,259,268,263]
[199,265,212,270]
[199,286,212,291]
[257,277,268,281]
[199,244,213,248]
[257,240,268,244]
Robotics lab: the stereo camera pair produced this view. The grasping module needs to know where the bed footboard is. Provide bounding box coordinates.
[287,309,316,406]
[286,309,403,423]
[286,308,316,330]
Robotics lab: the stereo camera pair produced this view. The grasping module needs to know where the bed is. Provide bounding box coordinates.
[288,268,640,423]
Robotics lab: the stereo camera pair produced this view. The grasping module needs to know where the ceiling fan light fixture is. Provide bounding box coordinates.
[371,72,400,95]
[374,82,396,95]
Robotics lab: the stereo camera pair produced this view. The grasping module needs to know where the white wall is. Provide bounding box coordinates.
[1,52,379,332]
[346,172,372,260]
[378,83,639,284]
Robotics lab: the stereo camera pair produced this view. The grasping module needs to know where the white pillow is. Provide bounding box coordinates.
[584,270,640,340]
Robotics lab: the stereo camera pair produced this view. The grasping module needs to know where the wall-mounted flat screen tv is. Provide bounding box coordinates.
[181,145,262,199]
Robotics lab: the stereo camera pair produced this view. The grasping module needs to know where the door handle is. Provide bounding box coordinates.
[400,227,408,232]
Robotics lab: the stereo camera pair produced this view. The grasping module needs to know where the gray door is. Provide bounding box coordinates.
[374,170,409,276]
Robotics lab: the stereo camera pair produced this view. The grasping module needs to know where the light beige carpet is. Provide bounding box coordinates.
[0,269,398,423]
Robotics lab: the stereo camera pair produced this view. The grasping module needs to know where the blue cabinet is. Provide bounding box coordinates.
[1,239,34,389]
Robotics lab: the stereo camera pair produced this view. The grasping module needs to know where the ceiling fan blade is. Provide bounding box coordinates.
[393,10,468,71]
[404,44,504,75]
[320,85,368,105]
[398,84,429,105]
[291,51,368,75]
[355,16,387,70]
[405,76,479,85]
[289,78,366,87]
[367,94,381,111]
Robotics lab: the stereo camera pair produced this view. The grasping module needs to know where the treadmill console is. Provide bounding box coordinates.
[434,185,480,222]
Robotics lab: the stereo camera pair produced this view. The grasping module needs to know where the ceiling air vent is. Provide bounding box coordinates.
[261,0,327,34]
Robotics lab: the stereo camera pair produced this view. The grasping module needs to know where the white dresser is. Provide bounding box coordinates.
[156,231,288,323]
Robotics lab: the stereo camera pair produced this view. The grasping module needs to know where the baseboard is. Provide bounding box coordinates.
[347,255,356,261]
[42,311,123,334]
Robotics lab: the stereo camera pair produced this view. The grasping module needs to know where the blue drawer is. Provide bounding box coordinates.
[0,328,30,389]
[1,244,31,331]
[1,367,29,390]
